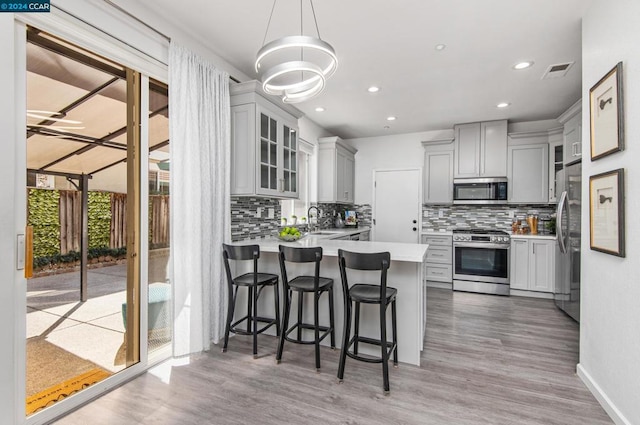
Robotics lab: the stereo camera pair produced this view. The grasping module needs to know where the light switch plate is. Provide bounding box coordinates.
[438,209,445,218]
[255,207,262,218]
[268,208,275,219]
[508,210,515,218]
[423,210,429,218]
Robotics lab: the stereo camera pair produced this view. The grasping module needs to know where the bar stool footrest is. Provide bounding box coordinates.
[283,323,333,345]
[229,315,278,336]
[345,336,397,364]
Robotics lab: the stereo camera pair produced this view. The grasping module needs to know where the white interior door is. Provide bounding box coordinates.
[373,169,422,243]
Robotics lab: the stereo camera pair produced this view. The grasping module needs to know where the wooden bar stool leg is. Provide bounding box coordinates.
[314,290,321,371]
[353,302,361,355]
[274,280,281,336]
[392,299,398,366]
[380,302,390,394]
[328,287,336,349]
[276,288,291,363]
[246,286,253,334]
[296,291,304,342]
[222,286,235,352]
[337,298,351,382]
[252,285,259,358]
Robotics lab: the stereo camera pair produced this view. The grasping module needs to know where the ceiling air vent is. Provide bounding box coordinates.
[541,62,575,79]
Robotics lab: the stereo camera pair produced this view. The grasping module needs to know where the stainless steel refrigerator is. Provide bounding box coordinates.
[555,161,581,322]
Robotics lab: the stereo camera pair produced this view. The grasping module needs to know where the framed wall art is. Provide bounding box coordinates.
[589,168,625,257]
[589,61,624,160]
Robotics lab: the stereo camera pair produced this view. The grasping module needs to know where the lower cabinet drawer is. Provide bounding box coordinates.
[426,245,452,263]
[424,235,452,246]
[426,263,452,282]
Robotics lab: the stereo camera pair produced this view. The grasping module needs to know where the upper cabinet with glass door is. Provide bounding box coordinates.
[230,81,303,198]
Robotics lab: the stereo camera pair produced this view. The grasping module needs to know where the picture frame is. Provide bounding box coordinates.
[589,168,625,257]
[589,61,624,160]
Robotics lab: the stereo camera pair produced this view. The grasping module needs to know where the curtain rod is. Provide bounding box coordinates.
[102,0,171,41]
[101,0,242,83]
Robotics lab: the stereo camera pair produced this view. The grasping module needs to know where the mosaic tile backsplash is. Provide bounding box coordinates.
[421,204,556,233]
[230,198,372,241]
[231,197,281,241]
[316,203,372,228]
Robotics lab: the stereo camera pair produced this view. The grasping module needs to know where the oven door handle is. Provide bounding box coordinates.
[454,242,510,250]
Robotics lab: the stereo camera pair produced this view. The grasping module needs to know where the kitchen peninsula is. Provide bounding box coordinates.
[230,230,429,366]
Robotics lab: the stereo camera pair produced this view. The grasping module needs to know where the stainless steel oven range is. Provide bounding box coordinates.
[452,228,510,296]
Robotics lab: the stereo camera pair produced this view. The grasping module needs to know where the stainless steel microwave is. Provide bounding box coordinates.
[453,178,508,204]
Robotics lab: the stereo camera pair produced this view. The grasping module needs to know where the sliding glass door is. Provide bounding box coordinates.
[23,26,170,418]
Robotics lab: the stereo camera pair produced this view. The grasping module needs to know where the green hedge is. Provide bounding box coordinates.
[28,189,60,257]
[34,247,127,269]
[88,191,111,249]
[28,189,118,263]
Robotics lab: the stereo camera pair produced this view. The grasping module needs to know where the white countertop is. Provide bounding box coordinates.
[510,234,557,240]
[422,229,453,236]
[234,227,428,263]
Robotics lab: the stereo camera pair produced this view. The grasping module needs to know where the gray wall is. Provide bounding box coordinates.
[580,2,640,424]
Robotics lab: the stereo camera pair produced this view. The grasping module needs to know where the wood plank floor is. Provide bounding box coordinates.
[56,288,612,425]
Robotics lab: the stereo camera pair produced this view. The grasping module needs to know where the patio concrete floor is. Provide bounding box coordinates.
[27,264,129,376]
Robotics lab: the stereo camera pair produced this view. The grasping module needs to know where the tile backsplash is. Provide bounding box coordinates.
[231,197,281,241]
[316,203,372,228]
[421,204,556,233]
[230,198,373,242]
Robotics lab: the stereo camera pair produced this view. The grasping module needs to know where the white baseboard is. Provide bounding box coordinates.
[425,281,452,290]
[509,289,553,299]
[577,363,631,425]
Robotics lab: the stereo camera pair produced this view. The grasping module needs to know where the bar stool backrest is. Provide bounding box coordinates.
[337,249,391,296]
[222,243,260,284]
[278,245,323,289]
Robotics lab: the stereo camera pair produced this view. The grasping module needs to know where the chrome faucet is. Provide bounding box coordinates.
[307,206,321,232]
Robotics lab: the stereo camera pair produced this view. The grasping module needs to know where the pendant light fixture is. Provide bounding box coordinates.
[255,0,337,104]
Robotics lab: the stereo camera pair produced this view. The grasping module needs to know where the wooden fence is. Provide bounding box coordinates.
[56,191,169,254]
[59,191,81,254]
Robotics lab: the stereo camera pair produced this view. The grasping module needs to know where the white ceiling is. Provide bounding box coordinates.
[127,0,591,139]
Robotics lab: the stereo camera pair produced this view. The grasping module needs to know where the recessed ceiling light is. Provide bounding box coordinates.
[435,44,446,51]
[386,116,396,121]
[497,102,510,108]
[513,61,534,70]
[315,107,325,112]
[367,86,380,93]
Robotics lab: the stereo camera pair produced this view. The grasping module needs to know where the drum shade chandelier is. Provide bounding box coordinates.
[255,0,338,104]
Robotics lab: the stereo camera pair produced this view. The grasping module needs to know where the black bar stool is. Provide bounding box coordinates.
[222,244,280,358]
[276,245,336,371]
[337,249,398,394]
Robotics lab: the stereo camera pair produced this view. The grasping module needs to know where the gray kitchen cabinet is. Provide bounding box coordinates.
[357,230,370,241]
[510,237,556,294]
[548,133,564,203]
[507,143,549,204]
[318,136,357,204]
[558,99,582,165]
[454,120,507,178]
[422,233,453,287]
[422,139,454,204]
[230,81,303,198]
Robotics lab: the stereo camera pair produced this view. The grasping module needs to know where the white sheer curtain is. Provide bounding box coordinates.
[169,42,230,356]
